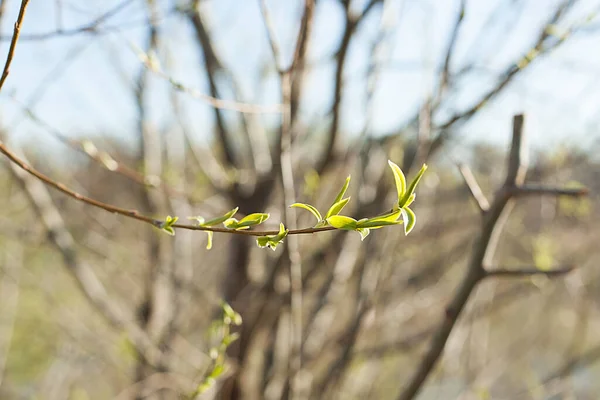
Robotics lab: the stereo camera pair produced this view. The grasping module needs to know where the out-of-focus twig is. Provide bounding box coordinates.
[457,163,490,212]
[395,114,588,400]
[485,266,574,278]
[0,0,30,91]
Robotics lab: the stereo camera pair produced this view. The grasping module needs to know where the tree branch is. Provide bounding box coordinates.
[457,163,490,212]
[485,266,574,278]
[510,184,589,197]
[396,113,586,400]
[0,0,30,91]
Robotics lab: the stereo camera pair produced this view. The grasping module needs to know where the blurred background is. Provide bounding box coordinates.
[0,0,599,399]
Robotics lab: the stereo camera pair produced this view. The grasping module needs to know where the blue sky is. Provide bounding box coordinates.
[1,0,600,167]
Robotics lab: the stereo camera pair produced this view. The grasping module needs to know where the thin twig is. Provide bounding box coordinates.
[261,1,314,398]
[131,39,284,115]
[0,140,343,236]
[485,266,574,278]
[510,184,589,197]
[457,163,490,212]
[0,0,30,91]
[395,114,588,400]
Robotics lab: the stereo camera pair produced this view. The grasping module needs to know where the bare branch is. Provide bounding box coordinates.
[428,0,581,156]
[457,163,490,212]
[0,0,30,91]
[0,0,136,41]
[436,0,466,100]
[133,47,284,114]
[485,266,574,278]
[315,1,382,174]
[2,145,165,367]
[511,184,589,197]
[397,114,526,400]
[261,1,315,397]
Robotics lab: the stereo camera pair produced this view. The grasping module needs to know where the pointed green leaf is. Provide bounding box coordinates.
[388,160,406,206]
[357,228,370,241]
[161,215,178,236]
[196,207,239,227]
[326,215,358,230]
[256,236,270,248]
[272,223,288,242]
[325,197,351,219]
[290,203,322,223]
[356,210,403,229]
[333,175,351,205]
[401,207,416,235]
[404,193,416,208]
[237,213,270,227]
[400,164,427,207]
[162,226,175,236]
[223,217,241,229]
[206,231,213,250]
[256,223,288,251]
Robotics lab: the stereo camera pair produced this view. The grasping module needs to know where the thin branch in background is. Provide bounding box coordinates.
[2,144,166,368]
[0,0,138,41]
[315,0,382,175]
[457,163,490,212]
[511,184,589,197]
[395,114,588,400]
[260,1,314,398]
[131,43,284,114]
[0,0,30,91]
[485,266,574,278]
[435,0,466,103]
[427,0,583,158]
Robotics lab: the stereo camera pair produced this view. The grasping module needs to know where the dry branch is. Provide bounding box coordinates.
[396,114,588,400]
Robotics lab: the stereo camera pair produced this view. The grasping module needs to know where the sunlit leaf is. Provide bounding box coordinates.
[326,215,358,230]
[206,231,213,250]
[357,228,370,241]
[356,210,402,229]
[161,215,178,236]
[388,160,406,206]
[401,207,416,235]
[333,175,351,205]
[400,164,427,207]
[256,223,288,251]
[290,203,322,223]
[404,193,416,208]
[237,213,270,227]
[198,207,239,226]
[325,197,351,219]
[224,213,269,230]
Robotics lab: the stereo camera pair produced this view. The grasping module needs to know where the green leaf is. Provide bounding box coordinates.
[256,236,270,248]
[333,175,351,205]
[206,231,213,250]
[237,213,270,227]
[388,160,406,206]
[356,210,402,229]
[357,228,370,241]
[222,332,240,346]
[290,203,322,223]
[256,223,288,251]
[325,197,351,219]
[401,207,416,235]
[404,193,416,208]
[223,213,270,230]
[400,164,427,207]
[195,207,239,227]
[326,215,358,230]
[161,215,178,236]
[210,364,225,379]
